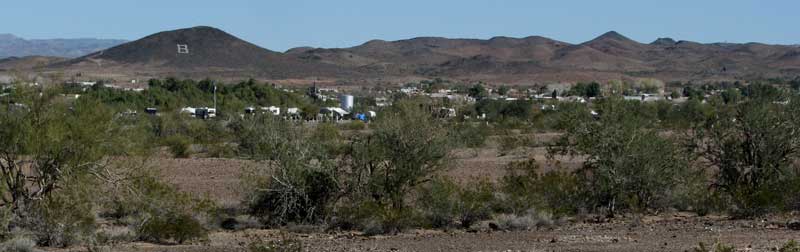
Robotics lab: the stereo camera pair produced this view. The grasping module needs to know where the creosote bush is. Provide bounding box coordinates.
[416,178,494,228]
[138,212,207,244]
[498,159,582,216]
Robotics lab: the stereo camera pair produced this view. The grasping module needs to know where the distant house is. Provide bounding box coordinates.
[624,94,664,102]
[286,107,301,120]
[181,106,216,119]
[261,106,280,116]
[320,107,349,120]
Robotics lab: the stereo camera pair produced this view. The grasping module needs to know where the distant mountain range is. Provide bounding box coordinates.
[4,26,800,84]
[0,34,126,58]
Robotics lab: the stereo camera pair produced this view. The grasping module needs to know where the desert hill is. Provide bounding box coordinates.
[0,34,125,58]
[47,26,800,84]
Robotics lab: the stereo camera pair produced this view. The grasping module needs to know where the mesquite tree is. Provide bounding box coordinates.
[688,96,800,216]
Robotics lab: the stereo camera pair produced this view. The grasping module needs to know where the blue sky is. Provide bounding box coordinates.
[3,0,797,51]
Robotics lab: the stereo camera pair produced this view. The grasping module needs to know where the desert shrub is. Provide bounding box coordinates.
[343,120,366,131]
[688,98,800,216]
[416,178,459,228]
[342,101,451,211]
[0,207,12,241]
[450,122,489,148]
[491,210,555,231]
[96,159,216,245]
[311,123,343,156]
[492,214,535,231]
[205,142,237,158]
[94,226,136,245]
[668,170,723,216]
[246,235,302,252]
[781,240,800,252]
[550,98,689,216]
[137,212,207,244]
[455,180,495,228]
[247,168,338,225]
[497,133,525,155]
[163,134,191,158]
[238,116,339,225]
[331,201,421,235]
[0,237,37,252]
[19,176,98,247]
[498,159,582,216]
[416,178,494,229]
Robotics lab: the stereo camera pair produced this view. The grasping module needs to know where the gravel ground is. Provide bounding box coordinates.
[52,213,800,252]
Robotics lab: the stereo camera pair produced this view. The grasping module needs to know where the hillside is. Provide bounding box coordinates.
[50,27,800,84]
[0,34,126,58]
[59,26,359,79]
[0,56,66,71]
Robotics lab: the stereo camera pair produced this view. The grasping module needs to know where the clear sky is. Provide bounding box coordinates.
[3,0,797,51]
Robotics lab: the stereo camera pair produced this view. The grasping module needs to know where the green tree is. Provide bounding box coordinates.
[468,83,488,100]
[550,98,688,216]
[345,102,451,210]
[497,85,510,96]
[0,88,131,211]
[688,98,800,216]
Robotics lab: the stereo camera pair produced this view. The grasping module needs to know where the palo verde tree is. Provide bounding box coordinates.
[344,101,451,211]
[0,87,130,212]
[687,94,800,216]
[549,98,688,216]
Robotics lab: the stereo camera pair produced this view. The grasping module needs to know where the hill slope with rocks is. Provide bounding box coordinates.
[49,27,800,84]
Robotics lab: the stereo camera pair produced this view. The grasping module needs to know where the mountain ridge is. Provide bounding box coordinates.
[0,34,126,58]
[35,27,800,84]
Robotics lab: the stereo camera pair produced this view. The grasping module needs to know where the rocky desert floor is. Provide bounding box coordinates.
[52,213,800,252]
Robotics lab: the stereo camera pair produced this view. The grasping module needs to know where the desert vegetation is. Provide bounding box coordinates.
[1,78,800,251]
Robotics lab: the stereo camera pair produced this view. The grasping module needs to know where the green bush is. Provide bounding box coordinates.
[137,212,207,244]
[416,178,494,229]
[331,201,421,235]
[343,120,366,131]
[689,99,800,216]
[163,135,192,158]
[96,160,215,245]
[451,123,489,148]
[498,159,582,216]
[205,143,236,158]
[781,240,800,252]
[551,98,689,216]
[20,176,98,247]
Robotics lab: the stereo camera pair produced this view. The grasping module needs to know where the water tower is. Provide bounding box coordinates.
[340,94,354,112]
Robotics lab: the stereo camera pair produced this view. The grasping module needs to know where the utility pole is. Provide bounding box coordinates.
[213,82,217,111]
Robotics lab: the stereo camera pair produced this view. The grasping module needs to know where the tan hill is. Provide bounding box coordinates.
[0,56,66,71]
[0,34,126,58]
[49,27,800,84]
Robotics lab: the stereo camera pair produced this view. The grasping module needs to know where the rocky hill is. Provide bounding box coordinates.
[58,26,359,79]
[50,26,800,84]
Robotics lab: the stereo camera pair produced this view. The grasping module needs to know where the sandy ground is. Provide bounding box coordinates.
[53,214,800,252]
